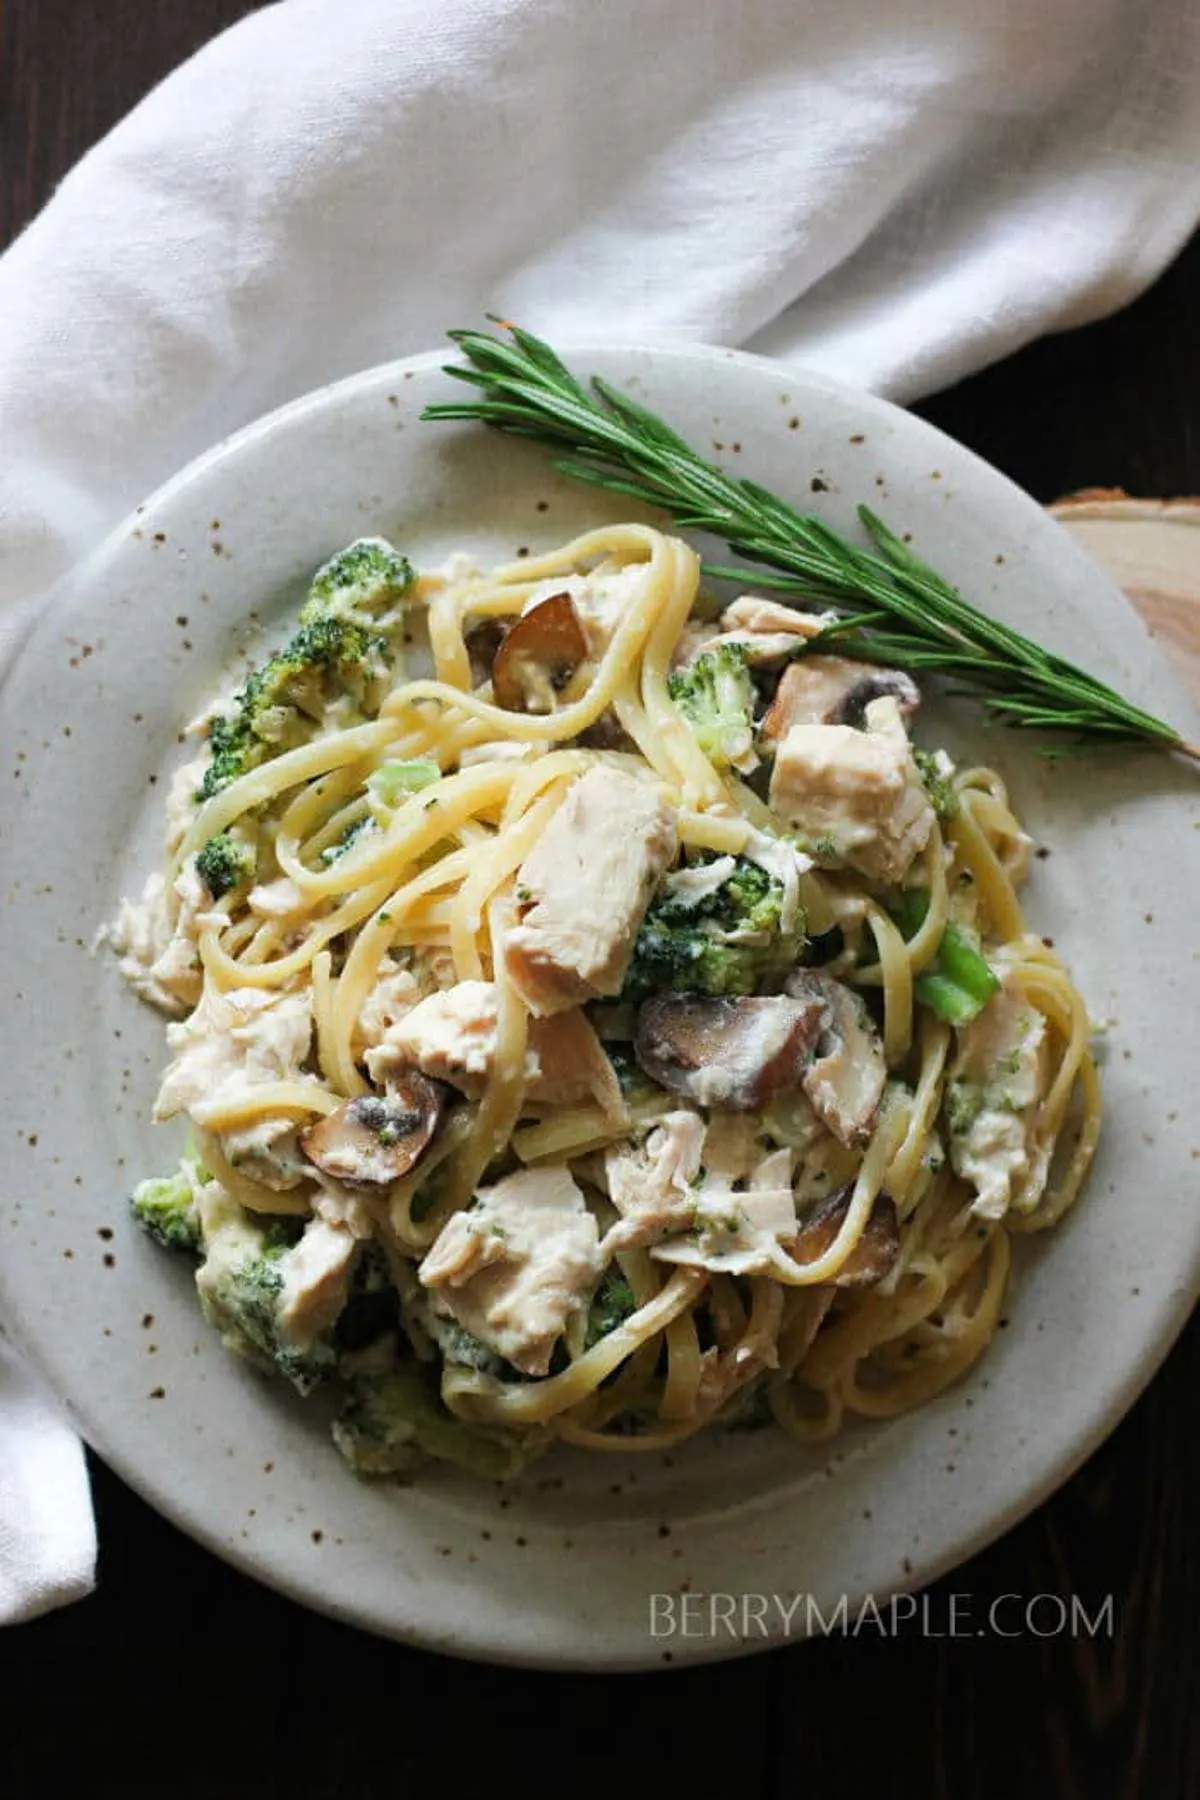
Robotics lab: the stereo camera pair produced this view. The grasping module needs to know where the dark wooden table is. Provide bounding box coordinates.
[2,6,1196,1795]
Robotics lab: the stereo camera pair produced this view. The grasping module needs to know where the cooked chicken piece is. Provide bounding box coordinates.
[220,1116,311,1191]
[711,596,839,665]
[503,767,678,1015]
[247,876,308,919]
[653,1146,798,1276]
[103,864,211,1016]
[784,969,886,1146]
[762,657,920,738]
[300,1074,447,1187]
[372,979,623,1114]
[946,972,1051,1221]
[788,1185,899,1285]
[277,1217,358,1349]
[635,994,823,1111]
[154,984,314,1125]
[670,618,723,669]
[354,958,430,1057]
[721,597,832,639]
[419,1164,603,1375]
[492,592,589,712]
[602,1110,706,1252]
[768,695,935,884]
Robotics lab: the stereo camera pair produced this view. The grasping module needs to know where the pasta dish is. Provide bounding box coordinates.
[108,524,1099,1480]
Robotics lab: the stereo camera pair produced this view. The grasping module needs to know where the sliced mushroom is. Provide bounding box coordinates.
[492,592,589,712]
[785,969,886,1145]
[635,994,823,1111]
[762,656,921,741]
[789,1184,899,1287]
[300,1072,447,1187]
[465,618,509,688]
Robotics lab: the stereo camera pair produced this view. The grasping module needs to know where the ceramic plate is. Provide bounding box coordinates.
[2,345,1197,1669]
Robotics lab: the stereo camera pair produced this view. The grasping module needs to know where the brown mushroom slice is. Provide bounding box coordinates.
[789,1184,899,1287]
[634,994,823,1111]
[465,618,509,688]
[785,970,886,1146]
[300,1072,447,1187]
[761,656,921,741]
[492,591,589,712]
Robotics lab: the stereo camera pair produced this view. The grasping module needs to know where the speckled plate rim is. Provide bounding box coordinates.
[1,341,1198,1670]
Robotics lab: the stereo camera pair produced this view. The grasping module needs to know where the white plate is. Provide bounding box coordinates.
[2,344,1197,1669]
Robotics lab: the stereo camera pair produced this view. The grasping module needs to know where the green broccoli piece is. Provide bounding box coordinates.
[196,1204,337,1395]
[367,757,440,805]
[195,830,257,898]
[129,1164,202,1253]
[199,616,392,800]
[623,855,805,1001]
[300,537,415,628]
[333,1362,536,1480]
[584,1266,637,1349]
[667,642,755,768]
[913,748,960,821]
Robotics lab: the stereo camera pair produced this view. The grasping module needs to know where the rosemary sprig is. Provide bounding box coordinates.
[421,321,1197,759]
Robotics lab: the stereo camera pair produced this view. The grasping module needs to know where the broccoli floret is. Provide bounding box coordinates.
[198,615,392,800]
[300,537,415,628]
[667,641,756,769]
[129,1164,202,1253]
[623,855,805,1001]
[585,1266,637,1348]
[195,830,257,899]
[196,1206,337,1394]
[913,747,960,821]
[333,1362,537,1480]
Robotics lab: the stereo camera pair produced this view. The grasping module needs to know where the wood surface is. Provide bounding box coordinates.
[1,5,1196,1796]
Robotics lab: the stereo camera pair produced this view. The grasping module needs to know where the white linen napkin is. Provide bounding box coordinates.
[1,0,1198,1622]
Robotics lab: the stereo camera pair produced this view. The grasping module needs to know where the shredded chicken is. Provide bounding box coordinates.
[504,767,678,1014]
[768,695,935,883]
[947,972,1051,1220]
[602,1110,706,1252]
[372,979,623,1114]
[154,984,314,1127]
[419,1165,603,1376]
[278,1217,358,1349]
[653,1144,799,1276]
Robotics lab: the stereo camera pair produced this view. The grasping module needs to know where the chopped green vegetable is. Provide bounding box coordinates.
[623,854,805,1001]
[195,829,257,898]
[129,1164,202,1253]
[585,1266,637,1348]
[891,888,1000,1025]
[667,641,755,769]
[195,1203,338,1395]
[333,1362,537,1480]
[913,747,960,821]
[300,537,415,628]
[198,614,392,799]
[368,757,440,805]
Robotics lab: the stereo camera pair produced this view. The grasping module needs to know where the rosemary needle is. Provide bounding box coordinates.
[422,321,1197,761]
